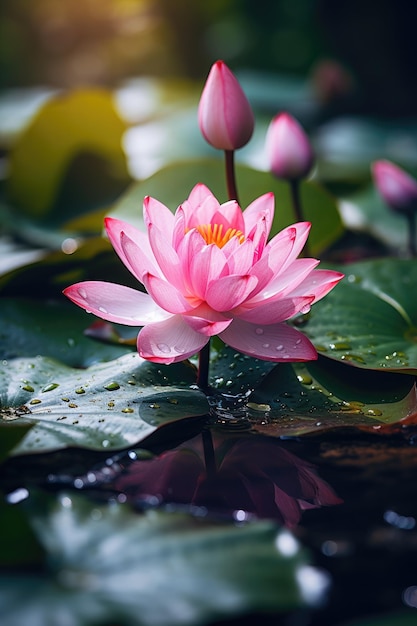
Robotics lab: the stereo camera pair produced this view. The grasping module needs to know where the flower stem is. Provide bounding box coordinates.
[406,211,417,257]
[197,339,211,391]
[225,150,239,203]
[202,428,217,479]
[289,179,310,257]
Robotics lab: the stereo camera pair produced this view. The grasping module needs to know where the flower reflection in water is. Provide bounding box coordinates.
[109,432,342,528]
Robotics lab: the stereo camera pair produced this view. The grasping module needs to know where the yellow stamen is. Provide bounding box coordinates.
[195,223,245,248]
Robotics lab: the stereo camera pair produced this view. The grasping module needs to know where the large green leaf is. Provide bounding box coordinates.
[302,259,417,374]
[0,298,132,367]
[0,353,207,456]
[0,493,323,626]
[110,159,344,255]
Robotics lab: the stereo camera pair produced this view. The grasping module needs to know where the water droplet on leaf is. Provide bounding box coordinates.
[104,381,120,391]
[42,383,59,393]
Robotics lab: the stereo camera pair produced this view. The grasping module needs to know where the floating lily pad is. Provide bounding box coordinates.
[0,493,324,626]
[247,357,417,438]
[110,159,344,256]
[302,259,417,375]
[0,353,207,456]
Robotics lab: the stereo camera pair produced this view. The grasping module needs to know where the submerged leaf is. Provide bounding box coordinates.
[0,493,325,626]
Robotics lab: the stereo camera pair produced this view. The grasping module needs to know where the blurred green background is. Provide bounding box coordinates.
[1,0,417,280]
[1,0,417,116]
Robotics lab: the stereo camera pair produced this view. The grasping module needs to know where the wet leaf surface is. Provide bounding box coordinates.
[302,259,417,375]
[247,358,417,438]
[0,353,207,455]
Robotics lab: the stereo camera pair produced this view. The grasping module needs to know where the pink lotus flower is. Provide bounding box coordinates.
[63,184,343,364]
[266,112,314,181]
[198,60,254,150]
[372,159,417,214]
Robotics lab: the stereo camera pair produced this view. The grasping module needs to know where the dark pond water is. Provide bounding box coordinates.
[2,415,417,626]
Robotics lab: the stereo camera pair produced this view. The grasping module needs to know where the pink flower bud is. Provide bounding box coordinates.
[198,60,254,151]
[372,160,417,214]
[266,112,314,181]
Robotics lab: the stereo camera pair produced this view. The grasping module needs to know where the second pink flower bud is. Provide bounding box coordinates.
[372,159,417,215]
[266,112,314,181]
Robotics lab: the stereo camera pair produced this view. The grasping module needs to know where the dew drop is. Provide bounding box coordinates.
[67,338,75,347]
[276,345,284,351]
[102,439,110,448]
[98,306,108,314]
[366,408,383,417]
[173,345,186,354]
[42,383,59,393]
[122,407,134,413]
[78,288,88,299]
[22,384,34,392]
[157,343,171,354]
[295,338,302,345]
[75,387,85,394]
[149,403,160,409]
[297,374,313,385]
[255,328,264,335]
[329,342,351,351]
[167,398,178,404]
[247,402,271,412]
[341,354,366,364]
[29,399,41,405]
[104,381,120,391]
[262,343,270,348]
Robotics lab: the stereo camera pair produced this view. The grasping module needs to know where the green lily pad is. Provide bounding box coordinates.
[0,493,323,626]
[110,159,344,256]
[6,89,129,220]
[302,259,417,375]
[0,298,132,367]
[247,357,417,437]
[0,353,207,456]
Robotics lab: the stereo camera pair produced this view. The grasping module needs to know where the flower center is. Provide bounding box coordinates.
[195,223,245,248]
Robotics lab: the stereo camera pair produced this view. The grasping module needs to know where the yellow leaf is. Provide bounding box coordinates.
[7,89,129,218]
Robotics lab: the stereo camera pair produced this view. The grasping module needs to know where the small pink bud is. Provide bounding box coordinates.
[372,160,417,214]
[266,112,314,181]
[198,60,254,151]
